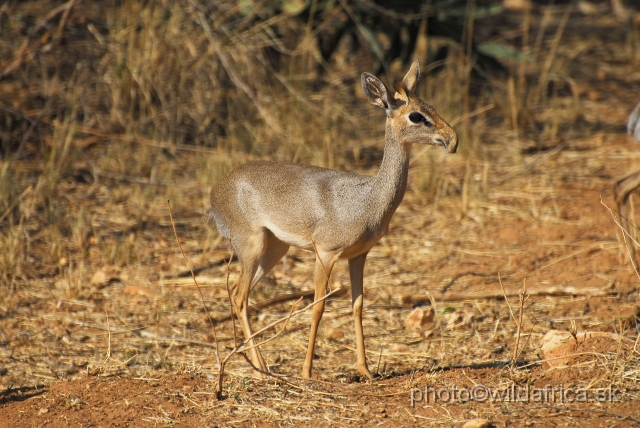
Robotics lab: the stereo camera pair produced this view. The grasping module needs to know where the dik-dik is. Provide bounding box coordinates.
[207,60,458,380]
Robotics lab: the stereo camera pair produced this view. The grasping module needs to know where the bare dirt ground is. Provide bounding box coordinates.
[1,1,640,427]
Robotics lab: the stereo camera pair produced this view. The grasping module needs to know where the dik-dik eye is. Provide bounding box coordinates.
[408,112,423,123]
[408,111,433,127]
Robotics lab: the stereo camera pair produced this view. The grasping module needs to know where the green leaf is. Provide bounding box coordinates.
[438,306,456,315]
[321,0,337,15]
[477,42,530,62]
[433,2,504,19]
[237,0,252,16]
[281,0,309,16]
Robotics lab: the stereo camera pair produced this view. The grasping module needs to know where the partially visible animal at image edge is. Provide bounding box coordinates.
[206,60,458,380]
[613,101,640,269]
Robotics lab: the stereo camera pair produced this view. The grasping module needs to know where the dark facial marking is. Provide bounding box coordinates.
[408,111,433,127]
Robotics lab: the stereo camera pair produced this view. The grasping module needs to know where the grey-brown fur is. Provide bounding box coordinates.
[207,60,458,380]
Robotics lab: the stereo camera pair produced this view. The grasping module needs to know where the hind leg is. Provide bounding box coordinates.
[251,230,290,289]
[232,230,290,377]
[231,229,269,377]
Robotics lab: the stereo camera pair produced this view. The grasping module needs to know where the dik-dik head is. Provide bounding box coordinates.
[361,60,458,154]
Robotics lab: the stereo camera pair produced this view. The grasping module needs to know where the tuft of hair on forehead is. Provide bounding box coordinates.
[393,81,409,103]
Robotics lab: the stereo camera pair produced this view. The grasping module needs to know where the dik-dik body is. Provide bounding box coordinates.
[207,60,458,379]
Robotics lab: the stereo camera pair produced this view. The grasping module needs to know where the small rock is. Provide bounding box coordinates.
[54,279,70,290]
[404,307,434,330]
[539,330,633,368]
[329,329,344,340]
[615,305,640,326]
[90,266,120,288]
[462,419,492,428]
[123,285,156,296]
[389,343,410,353]
[330,283,348,297]
[540,330,578,368]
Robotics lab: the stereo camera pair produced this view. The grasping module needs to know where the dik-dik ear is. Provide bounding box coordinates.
[361,72,402,115]
[402,59,420,94]
[394,60,420,103]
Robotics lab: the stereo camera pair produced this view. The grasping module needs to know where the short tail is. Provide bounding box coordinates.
[203,206,217,227]
[203,206,230,239]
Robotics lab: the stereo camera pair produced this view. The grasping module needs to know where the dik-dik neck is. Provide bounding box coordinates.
[369,120,412,225]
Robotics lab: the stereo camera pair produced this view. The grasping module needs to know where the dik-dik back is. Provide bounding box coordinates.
[208,161,371,252]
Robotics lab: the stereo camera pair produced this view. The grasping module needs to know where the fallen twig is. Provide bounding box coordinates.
[213,290,313,323]
[400,283,615,306]
[212,287,348,324]
[166,257,238,279]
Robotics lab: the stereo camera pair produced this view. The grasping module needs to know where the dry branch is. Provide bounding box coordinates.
[400,283,615,306]
[600,196,640,282]
[212,287,348,324]
[498,274,530,367]
[166,257,238,279]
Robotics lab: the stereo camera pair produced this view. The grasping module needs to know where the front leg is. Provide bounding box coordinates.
[349,252,373,380]
[302,252,338,379]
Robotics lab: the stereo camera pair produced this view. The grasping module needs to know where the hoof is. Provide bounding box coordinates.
[301,366,312,379]
[357,365,374,381]
[253,369,268,379]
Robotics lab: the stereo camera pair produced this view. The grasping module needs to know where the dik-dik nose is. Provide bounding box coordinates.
[441,127,458,154]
